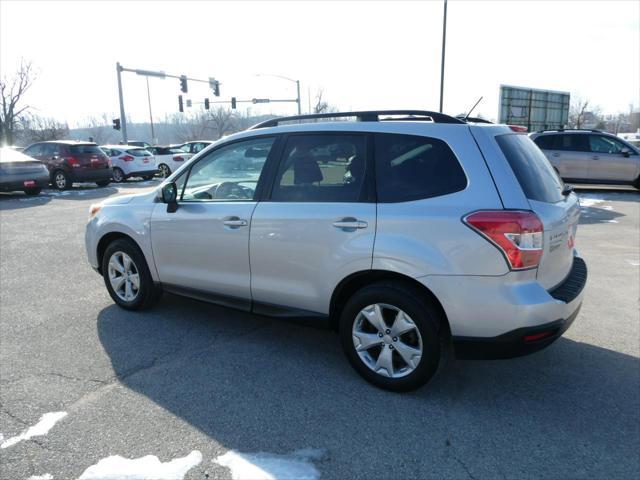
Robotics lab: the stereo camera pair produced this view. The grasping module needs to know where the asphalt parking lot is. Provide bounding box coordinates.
[0,181,638,480]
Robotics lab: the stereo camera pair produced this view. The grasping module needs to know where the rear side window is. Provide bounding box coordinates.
[271,135,367,202]
[24,144,43,157]
[126,149,152,157]
[69,144,103,155]
[374,133,466,203]
[496,134,564,203]
[532,135,556,150]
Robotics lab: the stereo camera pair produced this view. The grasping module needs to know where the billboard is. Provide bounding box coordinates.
[499,85,570,132]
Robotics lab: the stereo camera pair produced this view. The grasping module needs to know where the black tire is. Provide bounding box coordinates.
[142,175,154,181]
[339,281,442,392]
[101,238,162,310]
[24,187,42,196]
[112,168,125,183]
[96,180,111,187]
[51,170,70,190]
[158,164,171,178]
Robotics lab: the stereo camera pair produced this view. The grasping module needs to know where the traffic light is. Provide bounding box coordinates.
[186,99,192,108]
[213,80,220,97]
[231,97,237,109]
[178,95,184,113]
[180,75,188,93]
[112,118,121,131]
[204,98,210,110]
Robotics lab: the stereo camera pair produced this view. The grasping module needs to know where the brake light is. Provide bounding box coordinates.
[64,156,80,167]
[173,155,185,162]
[121,155,134,162]
[464,210,544,270]
[508,125,528,132]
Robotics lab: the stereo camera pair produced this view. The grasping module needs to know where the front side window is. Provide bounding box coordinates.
[556,134,589,152]
[271,135,367,202]
[374,133,467,203]
[181,137,274,202]
[589,135,627,154]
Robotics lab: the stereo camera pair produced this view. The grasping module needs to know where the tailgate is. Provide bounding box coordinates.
[491,132,579,289]
[530,196,580,289]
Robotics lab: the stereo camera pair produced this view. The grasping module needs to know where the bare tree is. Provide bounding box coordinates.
[568,97,590,129]
[19,114,69,143]
[0,60,35,145]
[313,89,329,114]
[207,107,236,139]
[80,114,114,145]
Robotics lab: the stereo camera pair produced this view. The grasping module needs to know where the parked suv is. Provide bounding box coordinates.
[530,129,640,188]
[23,141,112,190]
[86,111,587,391]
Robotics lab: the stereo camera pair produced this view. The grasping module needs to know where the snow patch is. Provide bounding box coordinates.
[213,448,323,480]
[607,219,619,223]
[578,195,605,208]
[626,259,640,267]
[28,474,54,480]
[78,450,202,480]
[0,411,67,449]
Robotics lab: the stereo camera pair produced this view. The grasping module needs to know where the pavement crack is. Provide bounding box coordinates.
[451,454,478,480]
[0,405,28,426]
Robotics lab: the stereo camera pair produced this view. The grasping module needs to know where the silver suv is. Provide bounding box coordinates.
[85,110,587,391]
[530,129,640,188]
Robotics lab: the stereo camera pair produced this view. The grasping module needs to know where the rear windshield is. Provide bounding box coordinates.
[69,144,103,155]
[126,149,152,157]
[496,134,564,203]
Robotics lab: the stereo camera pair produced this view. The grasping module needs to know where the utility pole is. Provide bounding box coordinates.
[116,62,128,142]
[145,77,155,142]
[439,0,448,113]
[296,80,301,114]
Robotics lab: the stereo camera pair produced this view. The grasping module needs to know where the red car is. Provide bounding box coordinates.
[22,141,112,190]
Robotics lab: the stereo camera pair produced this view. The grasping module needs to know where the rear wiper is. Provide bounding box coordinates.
[562,184,574,196]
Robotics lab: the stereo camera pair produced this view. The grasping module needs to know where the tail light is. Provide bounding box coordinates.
[107,158,113,167]
[64,156,80,167]
[121,155,134,162]
[173,155,185,162]
[464,210,544,270]
[508,125,528,132]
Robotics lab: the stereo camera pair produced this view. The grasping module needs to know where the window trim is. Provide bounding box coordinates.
[176,134,281,203]
[264,131,375,203]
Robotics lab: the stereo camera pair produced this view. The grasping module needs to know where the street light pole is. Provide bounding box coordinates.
[145,76,155,142]
[296,79,301,115]
[439,0,448,113]
[255,74,301,114]
[116,62,128,142]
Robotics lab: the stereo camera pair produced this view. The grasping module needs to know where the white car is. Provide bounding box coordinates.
[147,146,191,178]
[101,145,158,183]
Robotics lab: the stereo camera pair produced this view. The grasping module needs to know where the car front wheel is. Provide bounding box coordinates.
[112,168,125,183]
[52,170,70,190]
[102,238,162,310]
[158,164,171,178]
[339,281,443,392]
[24,187,42,196]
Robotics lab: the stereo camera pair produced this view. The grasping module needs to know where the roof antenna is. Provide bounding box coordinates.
[464,96,483,121]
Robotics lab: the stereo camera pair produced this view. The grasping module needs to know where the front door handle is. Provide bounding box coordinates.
[592,155,599,160]
[333,217,368,230]
[223,216,248,228]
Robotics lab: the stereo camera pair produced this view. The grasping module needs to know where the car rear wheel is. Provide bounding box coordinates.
[96,180,111,187]
[102,238,161,310]
[339,281,442,392]
[52,170,70,190]
[158,164,171,178]
[112,168,125,183]
[24,187,42,196]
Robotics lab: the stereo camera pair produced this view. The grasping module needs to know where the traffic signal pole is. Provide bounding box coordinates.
[116,62,128,142]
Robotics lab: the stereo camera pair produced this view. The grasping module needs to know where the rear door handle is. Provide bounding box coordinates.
[223,216,248,228]
[333,217,368,230]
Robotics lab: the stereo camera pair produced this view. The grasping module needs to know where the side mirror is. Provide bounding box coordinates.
[621,148,631,157]
[161,182,178,212]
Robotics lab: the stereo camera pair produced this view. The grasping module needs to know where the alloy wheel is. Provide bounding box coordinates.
[159,164,171,178]
[54,172,67,189]
[113,168,124,183]
[352,303,423,378]
[107,251,140,302]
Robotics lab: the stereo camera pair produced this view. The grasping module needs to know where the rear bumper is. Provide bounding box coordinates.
[0,172,49,191]
[70,168,112,183]
[418,256,587,359]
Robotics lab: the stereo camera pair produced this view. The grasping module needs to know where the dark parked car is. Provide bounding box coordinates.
[0,148,50,195]
[22,141,112,190]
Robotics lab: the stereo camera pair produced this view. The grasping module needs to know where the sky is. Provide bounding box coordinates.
[1,0,638,127]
